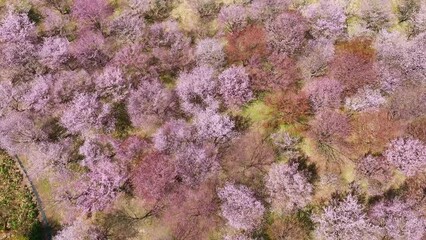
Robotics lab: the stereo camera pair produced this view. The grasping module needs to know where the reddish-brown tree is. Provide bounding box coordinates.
[248,53,300,92]
[406,117,426,142]
[265,90,312,124]
[225,25,267,64]
[330,38,378,95]
[131,152,176,203]
[349,110,404,155]
[160,180,220,240]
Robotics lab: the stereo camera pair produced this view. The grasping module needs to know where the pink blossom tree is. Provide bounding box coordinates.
[176,65,219,115]
[218,66,253,108]
[193,109,234,144]
[148,21,192,72]
[248,0,291,21]
[305,77,343,112]
[71,0,112,26]
[384,137,426,176]
[0,9,36,65]
[313,194,383,240]
[218,183,265,231]
[21,75,53,112]
[38,37,70,69]
[265,162,313,213]
[195,38,225,69]
[344,87,386,112]
[218,5,248,33]
[175,142,219,186]
[266,12,309,55]
[153,119,196,154]
[302,0,347,40]
[95,66,129,102]
[74,159,127,213]
[127,79,176,128]
[70,30,108,68]
[54,218,106,240]
[131,152,176,202]
[370,199,426,240]
[60,93,114,134]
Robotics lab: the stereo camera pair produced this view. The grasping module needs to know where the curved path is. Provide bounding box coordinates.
[14,155,52,240]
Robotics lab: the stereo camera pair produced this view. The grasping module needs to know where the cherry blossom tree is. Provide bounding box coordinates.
[218,183,265,231]
[248,0,291,21]
[218,4,248,33]
[195,38,225,68]
[95,66,128,102]
[21,75,53,112]
[38,37,70,69]
[302,0,347,40]
[370,199,426,240]
[305,77,343,112]
[310,109,350,144]
[131,152,176,202]
[74,159,127,213]
[0,112,46,155]
[71,0,112,26]
[127,79,176,128]
[193,109,234,144]
[384,137,426,176]
[71,30,108,68]
[148,20,192,72]
[153,119,196,154]
[175,142,219,186]
[60,93,114,134]
[218,65,253,108]
[298,38,335,79]
[313,194,383,240]
[54,218,106,240]
[373,30,408,92]
[0,9,36,65]
[358,0,395,32]
[265,162,313,213]
[176,65,219,115]
[403,32,426,84]
[266,12,309,55]
[344,87,386,112]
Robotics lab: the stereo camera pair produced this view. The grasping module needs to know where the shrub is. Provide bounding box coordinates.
[0,151,40,237]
